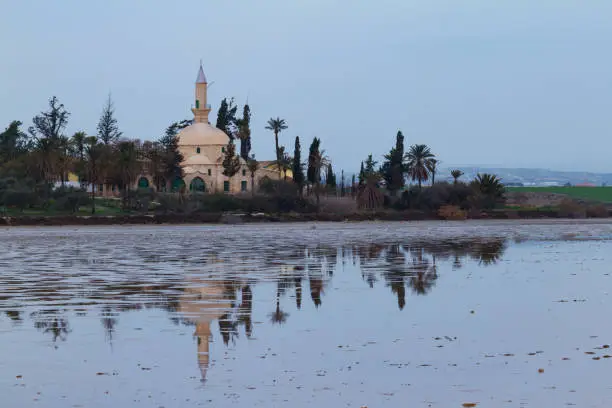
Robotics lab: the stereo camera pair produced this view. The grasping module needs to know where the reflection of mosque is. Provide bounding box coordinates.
[3,238,506,382]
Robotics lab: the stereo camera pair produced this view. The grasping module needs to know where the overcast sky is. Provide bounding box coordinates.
[2,0,611,173]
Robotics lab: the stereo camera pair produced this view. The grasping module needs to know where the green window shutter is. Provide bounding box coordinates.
[224,181,230,192]
[241,181,247,191]
[196,100,200,109]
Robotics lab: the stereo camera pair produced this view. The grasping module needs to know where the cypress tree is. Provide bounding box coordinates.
[381,130,405,195]
[215,98,238,139]
[358,161,365,186]
[237,104,251,160]
[222,141,241,178]
[292,136,305,190]
[326,163,337,188]
[307,137,321,186]
[340,169,345,197]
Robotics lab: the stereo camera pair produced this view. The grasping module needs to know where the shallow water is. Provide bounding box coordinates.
[2,220,612,407]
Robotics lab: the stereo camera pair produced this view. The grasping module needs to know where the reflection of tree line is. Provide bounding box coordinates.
[1,238,505,346]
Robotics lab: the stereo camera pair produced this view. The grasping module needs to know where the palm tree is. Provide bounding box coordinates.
[71,131,87,187]
[428,159,438,185]
[115,141,141,209]
[277,146,292,180]
[471,173,505,209]
[312,148,329,206]
[56,136,71,186]
[404,144,435,189]
[246,155,259,196]
[85,139,103,214]
[265,117,288,177]
[451,169,464,184]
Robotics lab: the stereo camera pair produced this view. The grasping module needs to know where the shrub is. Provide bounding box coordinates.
[558,199,586,218]
[3,188,37,212]
[438,205,467,220]
[586,204,609,218]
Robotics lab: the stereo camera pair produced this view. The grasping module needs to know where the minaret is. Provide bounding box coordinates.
[192,62,211,123]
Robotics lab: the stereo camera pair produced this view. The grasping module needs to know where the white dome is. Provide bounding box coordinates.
[178,122,229,146]
[183,153,214,165]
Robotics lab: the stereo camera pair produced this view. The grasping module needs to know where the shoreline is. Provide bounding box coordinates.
[1,209,611,226]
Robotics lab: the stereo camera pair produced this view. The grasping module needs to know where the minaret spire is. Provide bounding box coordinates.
[193,62,210,123]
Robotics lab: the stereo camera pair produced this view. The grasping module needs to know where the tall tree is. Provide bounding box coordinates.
[216,98,238,140]
[114,140,141,208]
[358,161,365,186]
[381,131,405,195]
[292,136,305,194]
[351,174,356,196]
[85,138,103,214]
[246,155,259,197]
[277,146,292,180]
[236,104,252,160]
[326,163,337,189]
[428,159,438,185]
[307,137,321,193]
[222,141,241,180]
[29,96,70,142]
[70,131,87,187]
[29,96,70,186]
[340,169,346,197]
[144,141,166,191]
[405,144,435,189]
[451,169,464,184]
[97,95,122,145]
[0,121,28,162]
[265,117,288,177]
[159,121,188,190]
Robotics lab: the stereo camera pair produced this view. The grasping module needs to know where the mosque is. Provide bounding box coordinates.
[92,63,283,196]
[171,63,282,194]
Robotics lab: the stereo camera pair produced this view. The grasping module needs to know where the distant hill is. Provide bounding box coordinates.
[438,167,612,187]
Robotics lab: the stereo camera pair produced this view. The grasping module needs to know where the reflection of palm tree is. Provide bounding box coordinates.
[408,249,437,295]
[100,307,117,343]
[471,239,506,265]
[33,312,70,343]
[238,285,253,338]
[295,277,302,310]
[269,282,289,324]
[309,276,323,307]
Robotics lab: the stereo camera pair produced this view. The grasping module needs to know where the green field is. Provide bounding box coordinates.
[507,187,612,203]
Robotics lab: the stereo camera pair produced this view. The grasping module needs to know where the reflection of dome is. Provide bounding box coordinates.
[177,123,229,146]
[179,280,233,382]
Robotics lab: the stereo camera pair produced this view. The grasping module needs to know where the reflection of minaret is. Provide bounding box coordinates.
[179,280,233,382]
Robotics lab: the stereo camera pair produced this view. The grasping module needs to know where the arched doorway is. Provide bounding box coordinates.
[172,177,186,192]
[138,177,150,189]
[158,178,167,192]
[190,177,206,192]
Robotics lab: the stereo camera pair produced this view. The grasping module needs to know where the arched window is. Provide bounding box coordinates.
[196,147,201,154]
[172,177,186,192]
[190,177,206,192]
[207,168,211,176]
[138,177,150,189]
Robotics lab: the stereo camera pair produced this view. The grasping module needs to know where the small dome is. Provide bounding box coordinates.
[178,123,229,146]
[184,153,214,166]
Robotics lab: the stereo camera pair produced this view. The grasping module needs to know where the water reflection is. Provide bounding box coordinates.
[0,236,506,383]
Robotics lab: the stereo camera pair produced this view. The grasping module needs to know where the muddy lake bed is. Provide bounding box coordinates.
[2,220,612,407]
